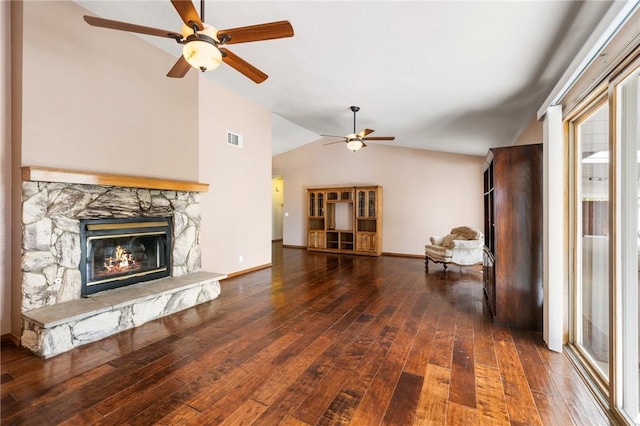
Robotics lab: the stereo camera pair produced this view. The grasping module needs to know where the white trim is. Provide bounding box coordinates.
[537,1,640,120]
[543,105,565,352]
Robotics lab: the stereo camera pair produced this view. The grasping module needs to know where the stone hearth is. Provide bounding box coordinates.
[19,167,223,358]
[22,271,223,357]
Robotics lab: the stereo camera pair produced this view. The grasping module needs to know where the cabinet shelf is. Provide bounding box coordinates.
[357,219,377,233]
[326,231,339,249]
[324,230,354,250]
[308,218,325,231]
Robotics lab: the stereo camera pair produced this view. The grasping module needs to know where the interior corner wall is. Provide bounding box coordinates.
[198,78,272,275]
[273,141,485,255]
[514,115,544,146]
[2,0,12,336]
[21,1,199,181]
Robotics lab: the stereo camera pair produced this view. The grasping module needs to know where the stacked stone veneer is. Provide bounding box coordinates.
[20,180,223,357]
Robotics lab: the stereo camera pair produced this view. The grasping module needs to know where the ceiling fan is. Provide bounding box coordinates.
[322,106,395,152]
[83,0,294,83]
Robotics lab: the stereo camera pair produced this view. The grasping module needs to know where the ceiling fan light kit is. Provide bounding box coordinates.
[83,0,293,82]
[181,24,222,72]
[182,41,222,72]
[346,139,364,152]
[321,106,395,152]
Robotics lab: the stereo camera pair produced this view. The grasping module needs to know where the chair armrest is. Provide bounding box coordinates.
[430,236,445,245]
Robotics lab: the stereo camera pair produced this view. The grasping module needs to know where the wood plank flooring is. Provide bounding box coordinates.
[1,243,613,425]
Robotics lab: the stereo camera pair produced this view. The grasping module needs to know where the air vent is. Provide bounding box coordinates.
[227,131,243,148]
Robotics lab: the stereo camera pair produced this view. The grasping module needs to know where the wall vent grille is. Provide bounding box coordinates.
[227,131,243,148]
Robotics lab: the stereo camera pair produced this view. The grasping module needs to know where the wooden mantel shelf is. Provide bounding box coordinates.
[22,166,209,193]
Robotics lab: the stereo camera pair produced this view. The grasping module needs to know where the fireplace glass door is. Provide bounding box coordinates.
[80,218,172,295]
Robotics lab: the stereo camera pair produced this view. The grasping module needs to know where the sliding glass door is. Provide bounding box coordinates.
[574,102,610,382]
[614,68,640,423]
[569,62,640,424]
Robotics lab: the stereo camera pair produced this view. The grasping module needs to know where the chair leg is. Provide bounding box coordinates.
[425,257,429,272]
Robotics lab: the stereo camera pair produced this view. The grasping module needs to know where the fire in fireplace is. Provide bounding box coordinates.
[80,217,172,296]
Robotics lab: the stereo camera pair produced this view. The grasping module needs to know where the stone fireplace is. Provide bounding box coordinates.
[19,167,224,358]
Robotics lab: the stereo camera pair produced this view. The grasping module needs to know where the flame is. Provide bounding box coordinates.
[104,245,135,272]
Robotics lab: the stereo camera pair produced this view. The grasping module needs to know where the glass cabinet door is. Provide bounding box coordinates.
[368,190,376,217]
[309,193,316,217]
[317,192,324,216]
[357,191,365,217]
[309,191,325,217]
[357,189,378,218]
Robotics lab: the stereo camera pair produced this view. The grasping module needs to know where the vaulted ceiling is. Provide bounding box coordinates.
[76,1,615,156]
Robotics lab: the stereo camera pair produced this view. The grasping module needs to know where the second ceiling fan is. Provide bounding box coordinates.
[83,0,294,83]
[322,106,395,151]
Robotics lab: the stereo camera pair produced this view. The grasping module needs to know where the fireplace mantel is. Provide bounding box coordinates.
[22,166,209,193]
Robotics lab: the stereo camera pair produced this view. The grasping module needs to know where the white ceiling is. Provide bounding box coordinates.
[75,1,615,157]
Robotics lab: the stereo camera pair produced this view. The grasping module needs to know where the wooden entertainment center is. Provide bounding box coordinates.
[307,186,382,256]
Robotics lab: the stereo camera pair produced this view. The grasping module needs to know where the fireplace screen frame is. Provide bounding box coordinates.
[80,217,172,296]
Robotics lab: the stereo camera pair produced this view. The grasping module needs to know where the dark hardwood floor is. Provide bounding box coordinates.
[2,243,612,425]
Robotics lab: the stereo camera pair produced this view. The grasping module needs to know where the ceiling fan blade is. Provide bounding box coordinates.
[171,0,204,31]
[217,21,294,45]
[363,136,395,141]
[220,48,268,83]
[356,128,375,138]
[167,55,192,78]
[323,140,346,146]
[83,16,183,39]
[320,134,348,139]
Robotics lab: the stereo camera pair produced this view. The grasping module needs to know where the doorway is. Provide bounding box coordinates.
[272,176,284,241]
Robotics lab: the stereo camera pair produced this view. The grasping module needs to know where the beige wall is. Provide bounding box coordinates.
[21,1,199,180]
[273,140,485,256]
[198,79,273,274]
[514,115,543,146]
[2,0,11,335]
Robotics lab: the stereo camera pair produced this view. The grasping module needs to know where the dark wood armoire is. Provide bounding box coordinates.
[483,143,543,331]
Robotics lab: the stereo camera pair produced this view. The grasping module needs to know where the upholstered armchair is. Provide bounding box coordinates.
[425,226,484,272]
